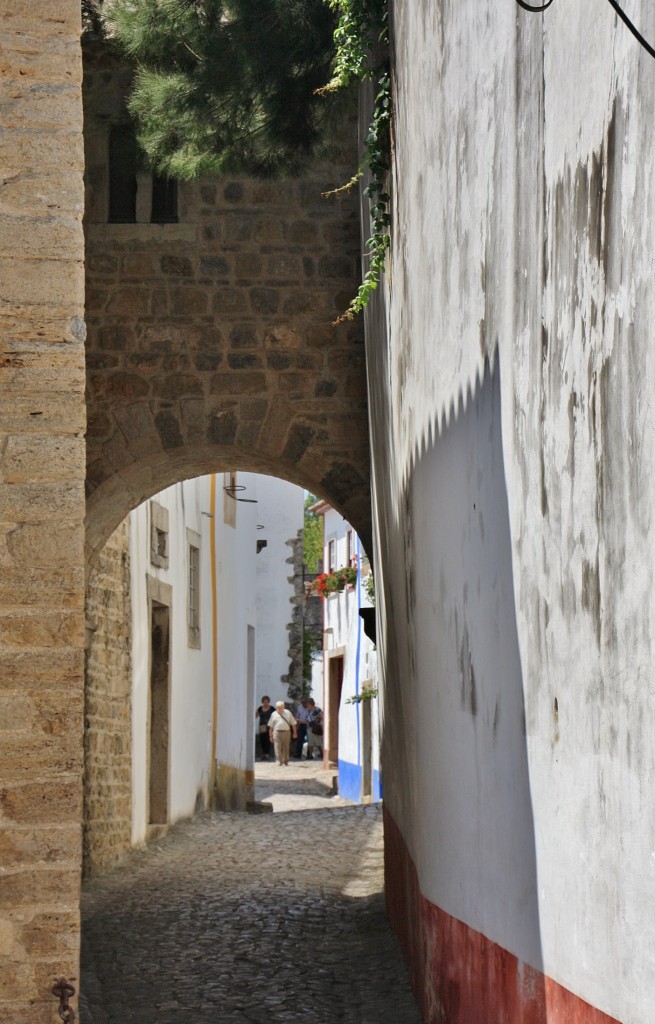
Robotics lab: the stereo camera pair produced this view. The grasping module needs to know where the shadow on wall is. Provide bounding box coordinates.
[385,357,550,1021]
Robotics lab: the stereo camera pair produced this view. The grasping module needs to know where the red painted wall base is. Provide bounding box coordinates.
[384,808,621,1024]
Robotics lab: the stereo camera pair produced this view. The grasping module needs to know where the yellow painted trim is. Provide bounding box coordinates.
[210,473,219,788]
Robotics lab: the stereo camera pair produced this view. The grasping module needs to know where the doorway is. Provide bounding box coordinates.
[327,654,344,766]
[149,600,171,825]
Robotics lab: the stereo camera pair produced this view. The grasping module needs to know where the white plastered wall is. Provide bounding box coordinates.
[213,473,258,774]
[322,508,379,794]
[250,473,304,707]
[367,0,655,1018]
[130,478,214,843]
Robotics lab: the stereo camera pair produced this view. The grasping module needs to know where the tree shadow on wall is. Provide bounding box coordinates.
[392,356,551,1022]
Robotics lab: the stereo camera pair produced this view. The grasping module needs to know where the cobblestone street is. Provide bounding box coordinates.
[80,762,421,1023]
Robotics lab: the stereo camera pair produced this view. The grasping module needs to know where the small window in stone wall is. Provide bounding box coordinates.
[108,123,178,225]
[150,501,169,569]
[151,175,178,223]
[187,532,201,649]
[108,124,137,223]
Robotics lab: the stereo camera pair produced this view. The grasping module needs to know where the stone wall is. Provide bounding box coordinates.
[0,1,86,1020]
[82,41,371,559]
[83,521,132,878]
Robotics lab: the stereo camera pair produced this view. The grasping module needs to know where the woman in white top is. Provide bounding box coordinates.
[268,701,297,766]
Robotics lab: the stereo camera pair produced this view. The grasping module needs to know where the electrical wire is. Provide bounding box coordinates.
[515,0,554,11]
[606,0,655,61]
[515,0,655,61]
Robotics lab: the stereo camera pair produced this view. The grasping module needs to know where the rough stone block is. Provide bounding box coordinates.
[0,259,82,312]
[234,254,263,279]
[212,371,266,396]
[0,436,84,484]
[170,287,208,317]
[161,255,193,277]
[5,521,83,569]
[0,483,82,523]
[0,827,79,870]
[249,288,279,315]
[18,911,78,957]
[266,255,303,278]
[0,215,82,262]
[200,256,230,277]
[0,650,82,691]
[0,779,82,826]
[0,568,82,609]
[0,870,80,921]
[0,961,35,1002]
[228,353,263,370]
[156,374,204,401]
[0,733,82,780]
[105,288,150,317]
[0,349,85,395]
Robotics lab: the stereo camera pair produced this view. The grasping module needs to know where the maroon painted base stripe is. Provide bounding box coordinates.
[384,807,621,1024]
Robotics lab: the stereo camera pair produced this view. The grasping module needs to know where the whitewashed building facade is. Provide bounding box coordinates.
[312,502,380,803]
[129,472,303,839]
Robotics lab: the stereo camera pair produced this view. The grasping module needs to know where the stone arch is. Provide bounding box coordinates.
[86,443,371,563]
[83,40,372,561]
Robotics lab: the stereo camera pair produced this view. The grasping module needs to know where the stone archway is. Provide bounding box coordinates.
[83,41,371,559]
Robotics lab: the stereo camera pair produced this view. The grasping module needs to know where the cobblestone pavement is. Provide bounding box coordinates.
[80,761,421,1024]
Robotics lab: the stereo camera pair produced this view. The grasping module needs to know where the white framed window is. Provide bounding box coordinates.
[327,538,336,572]
[346,529,353,566]
[149,501,169,569]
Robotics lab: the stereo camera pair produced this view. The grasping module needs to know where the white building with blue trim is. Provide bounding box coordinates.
[311,501,381,803]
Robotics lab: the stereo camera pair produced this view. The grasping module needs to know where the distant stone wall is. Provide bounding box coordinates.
[0,1,86,1019]
[83,521,132,878]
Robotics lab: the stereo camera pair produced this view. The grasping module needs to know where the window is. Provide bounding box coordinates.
[327,539,336,572]
[187,540,200,648]
[346,529,353,566]
[108,123,178,225]
[108,125,137,223]
[149,501,169,569]
[151,175,178,224]
[155,529,167,559]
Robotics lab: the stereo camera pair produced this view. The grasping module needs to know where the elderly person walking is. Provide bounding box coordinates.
[268,701,297,766]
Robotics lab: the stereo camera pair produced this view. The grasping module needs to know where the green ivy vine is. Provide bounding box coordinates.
[319,0,391,322]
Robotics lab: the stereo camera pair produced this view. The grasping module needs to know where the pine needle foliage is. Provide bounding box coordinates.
[103,0,343,178]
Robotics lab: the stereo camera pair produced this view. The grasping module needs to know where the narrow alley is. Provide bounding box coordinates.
[80,763,421,1024]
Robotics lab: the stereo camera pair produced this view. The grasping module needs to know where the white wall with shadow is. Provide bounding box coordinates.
[407,357,544,973]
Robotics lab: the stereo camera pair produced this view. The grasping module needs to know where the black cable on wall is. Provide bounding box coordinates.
[515,0,655,61]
